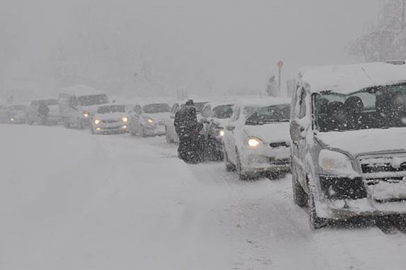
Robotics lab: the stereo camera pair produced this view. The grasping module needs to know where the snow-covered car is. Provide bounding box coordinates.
[7,104,28,124]
[200,102,234,160]
[59,85,109,129]
[223,98,291,180]
[91,104,130,134]
[128,103,171,137]
[165,101,208,143]
[27,98,60,125]
[290,62,406,230]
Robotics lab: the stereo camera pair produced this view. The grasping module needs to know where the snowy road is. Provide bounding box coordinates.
[1,125,406,270]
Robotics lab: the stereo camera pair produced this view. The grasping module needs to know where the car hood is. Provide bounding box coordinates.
[316,128,406,156]
[81,105,100,114]
[243,122,290,143]
[94,112,127,120]
[212,118,229,128]
[144,112,170,120]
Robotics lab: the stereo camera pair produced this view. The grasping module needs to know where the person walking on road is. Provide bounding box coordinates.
[174,99,203,164]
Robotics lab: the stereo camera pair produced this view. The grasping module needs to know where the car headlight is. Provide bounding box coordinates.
[94,119,101,125]
[247,137,263,147]
[219,130,225,137]
[147,118,154,124]
[83,112,89,118]
[122,117,128,123]
[318,150,356,175]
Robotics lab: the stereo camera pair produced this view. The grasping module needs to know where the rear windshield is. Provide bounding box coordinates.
[78,95,108,106]
[33,99,58,106]
[97,105,125,114]
[143,103,170,114]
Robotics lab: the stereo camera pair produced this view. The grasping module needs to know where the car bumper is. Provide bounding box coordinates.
[94,124,129,134]
[144,124,166,136]
[241,154,291,174]
[316,176,406,219]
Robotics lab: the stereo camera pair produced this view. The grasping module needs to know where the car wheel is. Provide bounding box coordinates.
[224,146,235,172]
[292,162,308,207]
[309,191,328,230]
[236,149,251,180]
[165,127,172,143]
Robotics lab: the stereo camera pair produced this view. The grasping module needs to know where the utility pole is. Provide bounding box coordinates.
[277,61,283,96]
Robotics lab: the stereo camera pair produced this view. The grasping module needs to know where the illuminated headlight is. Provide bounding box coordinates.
[94,119,101,125]
[96,127,101,131]
[83,112,89,118]
[122,125,127,129]
[247,137,263,147]
[10,118,14,122]
[219,130,225,137]
[147,118,154,124]
[122,117,128,123]
[318,150,355,175]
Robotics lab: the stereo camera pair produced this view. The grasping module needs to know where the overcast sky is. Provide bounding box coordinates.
[0,0,383,98]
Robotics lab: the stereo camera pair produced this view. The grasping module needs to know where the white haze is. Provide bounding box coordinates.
[0,0,382,102]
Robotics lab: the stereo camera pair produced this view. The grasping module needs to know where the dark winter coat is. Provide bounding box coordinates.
[174,105,198,139]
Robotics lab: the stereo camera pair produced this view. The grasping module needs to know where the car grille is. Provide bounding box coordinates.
[269,141,290,148]
[358,154,406,191]
[269,157,290,165]
[101,119,119,124]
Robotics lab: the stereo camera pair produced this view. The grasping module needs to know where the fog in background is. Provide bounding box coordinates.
[0,0,382,102]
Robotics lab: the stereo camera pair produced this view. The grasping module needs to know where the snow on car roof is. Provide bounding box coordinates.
[60,85,103,96]
[297,62,406,95]
[236,97,291,108]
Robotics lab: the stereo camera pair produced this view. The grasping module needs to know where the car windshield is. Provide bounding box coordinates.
[143,103,170,113]
[33,99,58,106]
[78,94,108,106]
[97,105,125,114]
[315,83,406,132]
[212,104,233,119]
[195,102,208,113]
[245,104,291,125]
[10,105,26,111]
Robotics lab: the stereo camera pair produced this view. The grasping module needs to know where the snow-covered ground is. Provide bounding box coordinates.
[0,124,406,270]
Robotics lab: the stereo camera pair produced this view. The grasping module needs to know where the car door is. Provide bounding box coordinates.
[223,105,241,165]
[291,86,311,187]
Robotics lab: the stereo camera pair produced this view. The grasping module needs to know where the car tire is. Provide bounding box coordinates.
[236,149,250,180]
[292,162,308,207]
[309,191,328,230]
[224,147,235,172]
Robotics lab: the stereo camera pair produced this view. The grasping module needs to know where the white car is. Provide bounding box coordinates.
[7,104,28,124]
[91,104,130,134]
[223,98,291,180]
[128,103,171,137]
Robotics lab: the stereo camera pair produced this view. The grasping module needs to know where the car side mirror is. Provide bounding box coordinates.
[290,119,305,143]
[226,125,235,131]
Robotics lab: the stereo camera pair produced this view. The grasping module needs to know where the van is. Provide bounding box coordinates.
[290,62,406,229]
[59,85,108,129]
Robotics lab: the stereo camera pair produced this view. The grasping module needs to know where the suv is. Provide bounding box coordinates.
[290,62,406,230]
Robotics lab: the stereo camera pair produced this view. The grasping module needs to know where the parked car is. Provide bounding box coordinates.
[223,98,291,180]
[59,85,109,129]
[165,101,208,143]
[128,103,171,136]
[0,105,9,124]
[290,62,406,230]
[200,102,234,160]
[91,104,130,134]
[27,98,60,125]
[7,104,28,124]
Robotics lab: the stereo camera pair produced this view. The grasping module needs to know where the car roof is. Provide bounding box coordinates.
[235,97,291,108]
[296,62,406,95]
